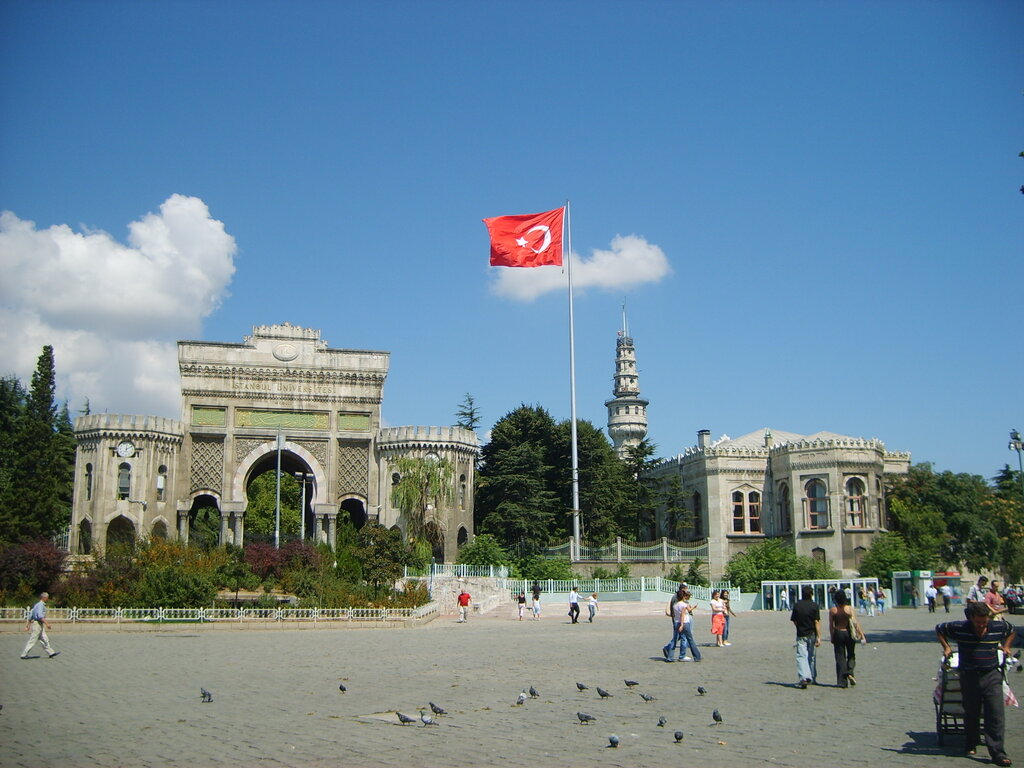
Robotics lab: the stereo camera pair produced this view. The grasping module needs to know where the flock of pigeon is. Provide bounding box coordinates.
[382,677,724,749]
[196,675,728,750]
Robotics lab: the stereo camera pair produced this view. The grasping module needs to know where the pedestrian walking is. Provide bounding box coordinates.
[457,589,471,623]
[516,592,526,621]
[568,586,581,624]
[941,583,953,613]
[662,586,686,660]
[587,592,599,623]
[911,585,920,609]
[20,592,60,659]
[531,582,542,620]
[829,589,864,688]
[790,586,820,688]
[676,590,702,662]
[926,582,939,613]
[936,602,1015,766]
[867,587,877,617]
[876,586,887,615]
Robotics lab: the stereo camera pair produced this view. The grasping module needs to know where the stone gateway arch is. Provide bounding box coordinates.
[70,324,478,559]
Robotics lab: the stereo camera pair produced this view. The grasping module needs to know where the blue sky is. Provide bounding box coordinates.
[1,0,1021,480]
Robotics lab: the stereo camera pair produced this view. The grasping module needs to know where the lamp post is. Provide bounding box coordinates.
[294,471,309,541]
[275,430,283,549]
[1010,429,1024,503]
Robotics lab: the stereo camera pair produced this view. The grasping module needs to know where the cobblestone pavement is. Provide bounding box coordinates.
[1,603,1021,767]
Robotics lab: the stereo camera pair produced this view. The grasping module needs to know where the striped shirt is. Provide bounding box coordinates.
[936,619,1015,671]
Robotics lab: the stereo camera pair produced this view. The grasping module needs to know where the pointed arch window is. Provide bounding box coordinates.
[777,482,791,533]
[845,477,866,528]
[117,462,131,500]
[157,465,168,502]
[731,489,762,534]
[85,463,93,501]
[803,479,829,529]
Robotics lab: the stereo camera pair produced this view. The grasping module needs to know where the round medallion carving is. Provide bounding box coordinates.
[273,343,298,361]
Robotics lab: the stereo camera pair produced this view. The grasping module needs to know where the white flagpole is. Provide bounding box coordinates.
[565,202,581,552]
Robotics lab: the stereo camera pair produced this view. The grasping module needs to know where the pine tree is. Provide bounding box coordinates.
[1,347,65,542]
[454,393,481,432]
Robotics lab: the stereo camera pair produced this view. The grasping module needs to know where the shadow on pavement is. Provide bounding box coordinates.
[882,730,960,758]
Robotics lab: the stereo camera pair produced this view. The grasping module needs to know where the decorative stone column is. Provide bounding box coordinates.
[219,510,230,546]
[234,513,244,546]
[177,508,190,544]
[326,513,337,551]
[222,501,246,547]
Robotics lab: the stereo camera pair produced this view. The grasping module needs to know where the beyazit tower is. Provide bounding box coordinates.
[605,310,649,459]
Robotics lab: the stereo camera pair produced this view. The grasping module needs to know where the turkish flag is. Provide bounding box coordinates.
[483,207,565,268]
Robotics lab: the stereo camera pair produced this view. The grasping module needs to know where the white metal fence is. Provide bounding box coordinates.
[505,577,735,603]
[541,537,710,563]
[404,563,510,578]
[0,604,437,624]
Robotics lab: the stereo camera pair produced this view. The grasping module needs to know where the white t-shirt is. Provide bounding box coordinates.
[569,591,579,605]
[674,600,692,626]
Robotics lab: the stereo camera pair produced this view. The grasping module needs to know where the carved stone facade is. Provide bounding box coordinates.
[642,428,911,579]
[70,324,478,559]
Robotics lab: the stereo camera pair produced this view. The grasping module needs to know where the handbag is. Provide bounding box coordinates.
[847,610,862,642]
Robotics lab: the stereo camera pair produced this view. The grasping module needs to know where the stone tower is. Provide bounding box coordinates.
[604,311,649,459]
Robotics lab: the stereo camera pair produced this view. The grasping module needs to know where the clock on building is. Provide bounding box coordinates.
[115,440,136,458]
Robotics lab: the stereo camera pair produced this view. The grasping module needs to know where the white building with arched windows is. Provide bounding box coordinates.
[642,428,911,579]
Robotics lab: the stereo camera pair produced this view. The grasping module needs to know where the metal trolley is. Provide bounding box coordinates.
[934,654,971,745]
[934,651,1014,746]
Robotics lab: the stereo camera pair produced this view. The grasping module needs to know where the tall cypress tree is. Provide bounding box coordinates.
[0,347,65,543]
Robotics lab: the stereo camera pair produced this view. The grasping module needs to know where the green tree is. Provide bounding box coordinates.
[391,455,454,545]
[454,393,481,432]
[857,532,911,587]
[886,463,999,571]
[354,523,410,596]
[244,471,301,539]
[0,347,68,543]
[684,557,710,587]
[723,539,837,593]
[621,438,659,540]
[658,475,694,540]
[476,442,559,551]
[456,533,512,567]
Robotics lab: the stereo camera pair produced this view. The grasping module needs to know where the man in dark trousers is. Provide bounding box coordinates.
[936,602,1015,766]
[790,586,820,688]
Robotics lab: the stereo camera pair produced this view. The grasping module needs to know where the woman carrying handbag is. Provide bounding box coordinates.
[829,589,865,688]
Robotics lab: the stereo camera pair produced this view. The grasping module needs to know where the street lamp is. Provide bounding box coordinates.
[1010,429,1024,503]
[294,471,310,541]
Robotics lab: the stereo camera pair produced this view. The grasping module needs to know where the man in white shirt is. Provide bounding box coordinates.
[568,587,580,624]
[21,592,59,659]
[925,583,939,613]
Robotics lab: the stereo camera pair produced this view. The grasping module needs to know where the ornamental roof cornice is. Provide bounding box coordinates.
[181,388,383,405]
[377,426,480,454]
[73,414,184,441]
[179,363,387,383]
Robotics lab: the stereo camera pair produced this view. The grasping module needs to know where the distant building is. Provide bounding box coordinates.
[642,428,911,579]
[70,324,478,560]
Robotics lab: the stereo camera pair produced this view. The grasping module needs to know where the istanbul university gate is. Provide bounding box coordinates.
[69,323,478,560]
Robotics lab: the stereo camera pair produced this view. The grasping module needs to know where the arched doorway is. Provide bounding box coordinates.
[189,494,220,549]
[78,519,92,555]
[457,526,469,548]
[340,497,367,530]
[151,520,168,540]
[106,515,136,550]
[242,450,316,545]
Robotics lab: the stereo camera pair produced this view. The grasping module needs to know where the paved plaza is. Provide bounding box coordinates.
[2,601,1022,767]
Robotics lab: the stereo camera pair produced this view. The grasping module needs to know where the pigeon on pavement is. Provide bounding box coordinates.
[697,686,707,696]
[429,702,447,716]
[397,712,416,725]
[608,735,619,748]
[529,685,539,698]
[516,690,527,706]
[576,682,589,691]
[674,730,684,743]
[657,716,667,728]
[200,688,213,703]
[712,709,723,725]
[596,687,613,698]
[338,683,347,693]
[577,712,596,725]
[419,710,438,726]
[624,679,639,688]
[638,692,656,702]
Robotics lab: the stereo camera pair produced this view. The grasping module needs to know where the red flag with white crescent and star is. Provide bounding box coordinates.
[483,207,565,268]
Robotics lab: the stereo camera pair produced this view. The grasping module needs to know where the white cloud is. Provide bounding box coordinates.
[0,195,236,418]
[490,234,672,301]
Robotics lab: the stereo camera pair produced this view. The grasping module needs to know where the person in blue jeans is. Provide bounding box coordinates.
[663,589,704,663]
[790,585,820,687]
[663,586,688,661]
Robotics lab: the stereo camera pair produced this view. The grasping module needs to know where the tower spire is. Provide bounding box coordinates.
[605,312,649,459]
